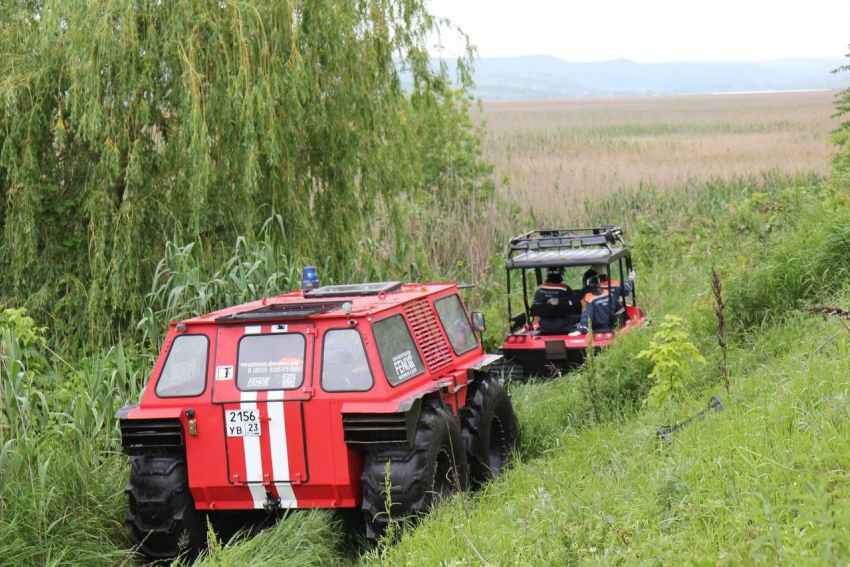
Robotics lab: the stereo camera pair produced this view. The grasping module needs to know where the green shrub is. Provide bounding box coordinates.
[637,315,706,407]
[1,311,57,434]
[0,309,48,373]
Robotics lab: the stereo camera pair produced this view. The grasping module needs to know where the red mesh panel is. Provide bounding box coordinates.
[404,300,454,374]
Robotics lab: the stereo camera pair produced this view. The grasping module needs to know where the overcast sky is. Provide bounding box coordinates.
[428,0,850,62]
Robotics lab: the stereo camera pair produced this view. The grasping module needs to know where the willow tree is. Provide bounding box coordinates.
[0,0,489,343]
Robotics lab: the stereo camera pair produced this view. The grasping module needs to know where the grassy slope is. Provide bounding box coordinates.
[368,317,850,565]
[359,174,850,565]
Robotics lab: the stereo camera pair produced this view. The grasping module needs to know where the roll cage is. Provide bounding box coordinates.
[505,226,637,331]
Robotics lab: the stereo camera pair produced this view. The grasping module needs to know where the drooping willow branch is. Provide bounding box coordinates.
[0,0,490,345]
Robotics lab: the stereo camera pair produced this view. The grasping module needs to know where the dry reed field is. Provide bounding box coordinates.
[479,91,840,223]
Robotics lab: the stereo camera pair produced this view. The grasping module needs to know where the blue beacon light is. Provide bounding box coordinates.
[302,266,319,290]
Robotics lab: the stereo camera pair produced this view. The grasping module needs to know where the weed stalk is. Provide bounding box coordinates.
[711,268,730,394]
[377,462,399,557]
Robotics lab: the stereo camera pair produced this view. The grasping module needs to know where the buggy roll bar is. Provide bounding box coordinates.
[507,226,625,255]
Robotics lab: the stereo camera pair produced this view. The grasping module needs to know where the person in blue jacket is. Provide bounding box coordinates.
[571,267,635,335]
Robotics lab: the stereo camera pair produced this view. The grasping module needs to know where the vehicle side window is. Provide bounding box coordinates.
[155,335,209,398]
[373,314,425,386]
[434,294,479,355]
[237,334,306,391]
[321,329,373,392]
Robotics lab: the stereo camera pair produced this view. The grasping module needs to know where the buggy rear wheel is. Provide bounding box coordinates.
[360,400,468,540]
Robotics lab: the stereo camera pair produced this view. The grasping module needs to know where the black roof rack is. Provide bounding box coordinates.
[216,302,345,323]
[508,227,624,251]
[506,227,629,269]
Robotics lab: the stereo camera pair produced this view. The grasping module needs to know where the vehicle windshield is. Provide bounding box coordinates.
[237,333,306,391]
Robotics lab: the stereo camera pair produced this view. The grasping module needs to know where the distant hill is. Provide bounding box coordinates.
[436,55,850,99]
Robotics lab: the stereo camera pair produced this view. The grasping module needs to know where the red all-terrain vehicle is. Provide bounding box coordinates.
[495,227,648,378]
[118,277,517,559]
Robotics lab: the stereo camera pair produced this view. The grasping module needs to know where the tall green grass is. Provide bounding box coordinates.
[0,324,148,565]
[137,215,303,350]
[725,186,850,328]
[193,511,343,567]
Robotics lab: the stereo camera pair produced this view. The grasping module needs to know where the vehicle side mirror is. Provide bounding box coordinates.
[471,312,486,333]
[510,312,527,331]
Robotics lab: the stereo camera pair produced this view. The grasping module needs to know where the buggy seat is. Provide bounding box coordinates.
[530,291,582,334]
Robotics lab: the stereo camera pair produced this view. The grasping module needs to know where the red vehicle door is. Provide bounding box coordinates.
[212,323,312,507]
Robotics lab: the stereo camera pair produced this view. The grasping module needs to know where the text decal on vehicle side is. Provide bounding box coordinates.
[392,350,418,381]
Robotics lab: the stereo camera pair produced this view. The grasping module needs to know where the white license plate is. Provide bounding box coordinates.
[225,409,261,437]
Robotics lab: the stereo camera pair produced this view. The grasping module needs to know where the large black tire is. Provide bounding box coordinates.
[126,455,206,560]
[361,401,468,540]
[460,376,519,486]
[489,356,525,383]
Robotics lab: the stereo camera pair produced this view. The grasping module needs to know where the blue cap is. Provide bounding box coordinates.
[302,266,319,290]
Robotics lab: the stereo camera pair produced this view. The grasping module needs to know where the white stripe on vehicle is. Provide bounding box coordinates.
[267,390,298,508]
[240,391,265,509]
[245,326,262,335]
[247,484,266,509]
